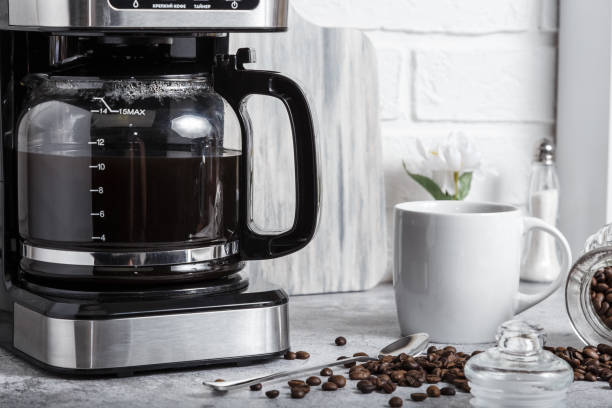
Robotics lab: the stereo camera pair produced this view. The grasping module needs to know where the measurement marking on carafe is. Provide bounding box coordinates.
[92,235,106,242]
[91,211,105,218]
[91,97,119,114]
[89,163,106,170]
[88,139,105,146]
[90,187,104,194]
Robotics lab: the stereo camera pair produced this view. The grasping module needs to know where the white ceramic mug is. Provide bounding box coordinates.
[393,201,572,343]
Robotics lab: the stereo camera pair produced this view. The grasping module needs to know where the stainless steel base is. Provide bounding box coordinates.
[13,300,289,371]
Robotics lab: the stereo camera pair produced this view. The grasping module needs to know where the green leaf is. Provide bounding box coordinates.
[455,172,473,201]
[403,161,453,201]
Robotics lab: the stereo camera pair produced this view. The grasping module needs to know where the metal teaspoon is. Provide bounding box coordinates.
[203,333,429,392]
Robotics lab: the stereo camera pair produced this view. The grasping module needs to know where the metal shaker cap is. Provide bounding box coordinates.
[537,139,555,164]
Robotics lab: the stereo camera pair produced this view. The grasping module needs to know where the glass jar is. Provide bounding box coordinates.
[566,224,612,345]
[465,320,574,407]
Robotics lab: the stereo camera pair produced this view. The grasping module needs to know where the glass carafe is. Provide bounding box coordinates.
[16,52,318,286]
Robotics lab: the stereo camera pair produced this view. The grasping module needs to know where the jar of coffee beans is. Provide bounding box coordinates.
[566,224,612,345]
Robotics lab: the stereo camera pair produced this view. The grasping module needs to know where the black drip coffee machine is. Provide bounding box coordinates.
[0,0,318,375]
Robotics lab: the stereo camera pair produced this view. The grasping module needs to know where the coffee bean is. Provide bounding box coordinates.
[291,388,306,399]
[296,351,310,360]
[382,382,397,394]
[441,386,456,396]
[322,382,338,391]
[357,380,376,394]
[335,336,347,346]
[405,375,422,387]
[411,393,428,402]
[427,385,441,398]
[353,352,369,357]
[426,375,441,383]
[265,390,279,399]
[306,376,321,386]
[249,383,262,391]
[584,347,599,360]
[329,375,347,388]
[585,372,597,382]
[599,344,612,355]
[284,351,296,360]
[574,372,584,381]
[389,396,403,407]
[320,367,333,377]
[293,385,310,394]
[214,379,224,382]
[288,380,305,388]
[349,370,370,380]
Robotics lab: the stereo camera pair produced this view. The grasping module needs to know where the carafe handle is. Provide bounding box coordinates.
[214,49,319,260]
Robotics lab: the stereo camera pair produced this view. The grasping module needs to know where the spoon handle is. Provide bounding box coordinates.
[203,356,373,392]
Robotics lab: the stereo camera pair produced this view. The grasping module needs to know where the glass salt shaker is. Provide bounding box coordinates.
[566,224,612,345]
[521,139,561,282]
[464,320,573,407]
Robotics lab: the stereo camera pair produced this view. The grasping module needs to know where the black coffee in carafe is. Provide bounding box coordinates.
[18,148,240,247]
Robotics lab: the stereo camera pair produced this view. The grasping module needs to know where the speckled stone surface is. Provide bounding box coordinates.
[0,284,610,407]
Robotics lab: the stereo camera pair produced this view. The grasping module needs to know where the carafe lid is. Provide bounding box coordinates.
[465,320,573,407]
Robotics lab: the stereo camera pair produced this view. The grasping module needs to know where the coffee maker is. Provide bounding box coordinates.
[0,0,318,375]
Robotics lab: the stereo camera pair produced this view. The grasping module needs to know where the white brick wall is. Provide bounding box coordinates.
[292,0,559,274]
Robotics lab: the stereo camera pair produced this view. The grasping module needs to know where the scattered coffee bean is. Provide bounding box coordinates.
[291,388,306,399]
[426,375,441,383]
[214,379,224,382]
[329,375,347,388]
[284,351,296,360]
[296,351,310,360]
[441,386,456,396]
[288,380,305,388]
[322,382,338,391]
[335,336,347,346]
[427,385,441,398]
[549,343,612,385]
[265,390,279,399]
[292,385,310,394]
[389,396,403,407]
[349,370,370,380]
[353,352,369,357]
[357,380,376,394]
[320,367,333,377]
[411,393,428,402]
[382,381,397,394]
[306,376,321,386]
[249,383,262,391]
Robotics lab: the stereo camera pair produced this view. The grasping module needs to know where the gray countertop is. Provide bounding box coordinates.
[0,283,610,407]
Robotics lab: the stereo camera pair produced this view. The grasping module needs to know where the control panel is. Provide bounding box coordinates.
[109,0,260,10]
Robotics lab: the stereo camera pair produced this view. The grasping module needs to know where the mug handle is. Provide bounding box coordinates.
[514,217,573,314]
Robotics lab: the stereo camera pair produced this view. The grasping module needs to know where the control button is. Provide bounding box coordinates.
[133,0,139,8]
[231,1,239,9]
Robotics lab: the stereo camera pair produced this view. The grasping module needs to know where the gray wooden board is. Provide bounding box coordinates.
[231,8,386,294]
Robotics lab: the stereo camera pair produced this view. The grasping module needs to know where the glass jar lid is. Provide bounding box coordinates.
[566,223,612,346]
[464,320,573,407]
